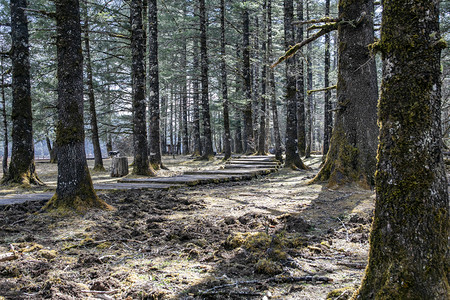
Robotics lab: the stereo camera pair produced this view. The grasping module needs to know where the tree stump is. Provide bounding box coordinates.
[110,157,128,177]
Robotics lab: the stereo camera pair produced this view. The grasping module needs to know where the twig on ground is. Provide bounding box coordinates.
[337,217,350,242]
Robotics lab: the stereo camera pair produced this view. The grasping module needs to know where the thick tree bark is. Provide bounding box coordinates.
[3,0,41,185]
[44,0,109,212]
[220,0,231,160]
[284,0,307,170]
[83,2,104,172]
[148,0,163,170]
[353,0,449,298]
[312,0,378,187]
[296,0,306,157]
[323,0,332,157]
[304,2,312,158]
[131,0,154,176]
[268,0,282,162]
[192,37,202,157]
[199,0,214,159]
[242,5,254,154]
[1,51,8,175]
[257,0,267,156]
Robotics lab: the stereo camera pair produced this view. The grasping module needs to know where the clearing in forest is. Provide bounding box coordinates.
[0,156,374,299]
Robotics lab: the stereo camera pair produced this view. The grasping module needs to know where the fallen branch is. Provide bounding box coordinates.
[80,290,117,294]
[0,252,18,262]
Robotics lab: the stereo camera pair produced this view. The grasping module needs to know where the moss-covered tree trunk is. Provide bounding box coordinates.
[353,0,449,298]
[284,0,308,170]
[148,0,163,170]
[296,0,306,157]
[130,0,154,176]
[199,0,214,159]
[312,0,378,187]
[44,0,110,212]
[83,3,104,172]
[242,5,255,155]
[220,0,231,160]
[2,0,42,186]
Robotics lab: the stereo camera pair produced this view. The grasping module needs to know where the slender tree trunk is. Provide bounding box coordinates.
[354,0,449,298]
[296,0,306,157]
[199,0,214,159]
[83,2,104,171]
[1,51,8,175]
[131,0,154,176]
[160,95,167,155]
[268,0,282,162]
[192,37,202,157]
[44,0,109,211]
[257,0,267,156]
[181,3,189,155]
[252,17,260,150]
[312,0,378,188]
[284,0,308,170]
[3,0,41,185]
[323,0,332,157]
[220,0,231,160]
[148,0,163,170]
[46,136,57,163]
[304,2,312,158]
[242,5,254,154]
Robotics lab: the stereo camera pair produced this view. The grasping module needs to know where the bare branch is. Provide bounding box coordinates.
[293,17,340,26]
[307,85,337,95]
[271,23,338,68]
[22,8,56,18]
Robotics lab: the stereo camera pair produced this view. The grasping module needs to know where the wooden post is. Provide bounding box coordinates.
[110,157,129,177]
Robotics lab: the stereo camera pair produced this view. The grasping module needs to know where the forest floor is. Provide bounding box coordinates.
[0,156,375,300]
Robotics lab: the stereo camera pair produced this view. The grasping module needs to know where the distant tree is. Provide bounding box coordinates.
[83,1,104,171]
[353,0,449,298]
[44,0,110,211]
[2,0,42,186]
[148,0,163,170]
[220,0,231,160]
[131,0,154,176]
[242,3,254,154]
[283,0,307,170]
[267,0,282,162]
[191,37,202,157]
[296,0,306,157]
[199,0,214,159]
[323,0,332,157]
[257,0,268,156]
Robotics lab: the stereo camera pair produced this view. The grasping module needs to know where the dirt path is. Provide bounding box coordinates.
[0,156,375,299]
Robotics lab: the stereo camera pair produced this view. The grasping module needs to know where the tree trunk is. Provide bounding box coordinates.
[257,0,267,156]
[323,0,332,157]
[304,2,312,158]
[296,0,306,157]
[268,0,282,162]
[192,37,202,157]
[2,0,41,186]
[284,0,307,170]
[44,0,109,212]
[131,0,154,176]
[220,0,231,160]
[110,157,129,177]
[83,2,104,172]
[1,50,8,175]
[148,0,163,170]
[199,0,214,159]
[46,136,57,163]
[242,5,254,154]
[353,0,449,298]
[181,6,189,155]
[312,0,378,188]
[252,17,260,151]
